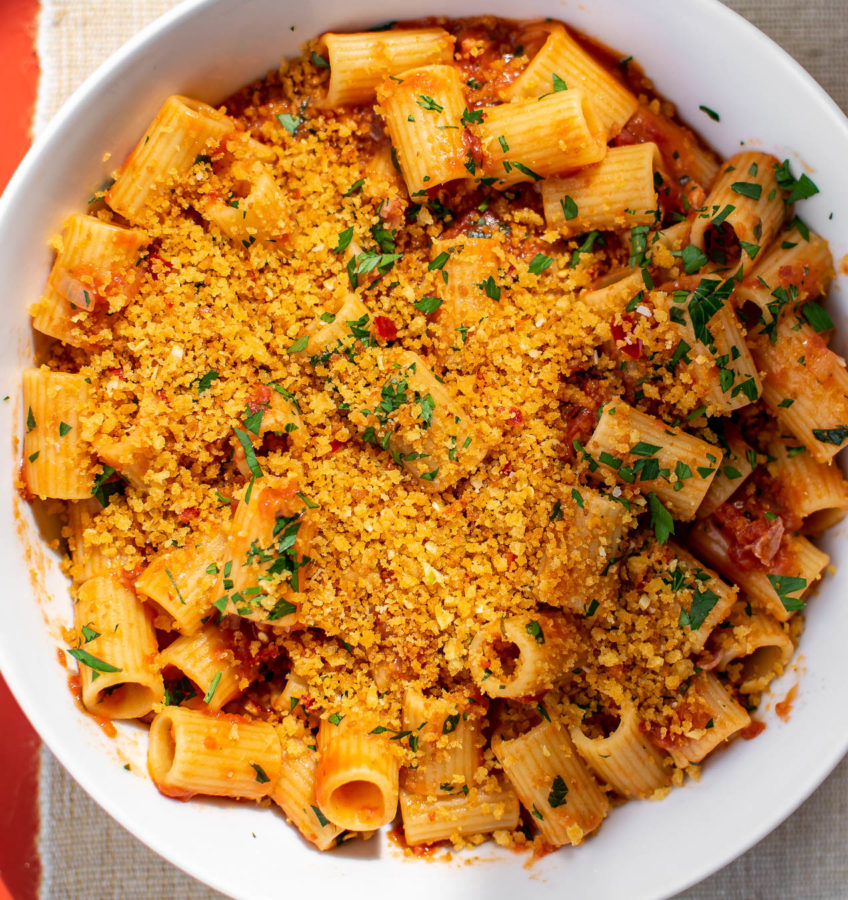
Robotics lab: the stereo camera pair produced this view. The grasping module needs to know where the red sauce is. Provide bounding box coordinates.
[610,319,644,360]
[246,383,272,413]
[388,819,440,857]
[710,471,801,573]
[373,315,398,342]
[775,684,798,722]
[740,720,766,740]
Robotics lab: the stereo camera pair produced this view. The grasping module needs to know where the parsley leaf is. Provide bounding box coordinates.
[647,492,674,544]
[767,574,807,612]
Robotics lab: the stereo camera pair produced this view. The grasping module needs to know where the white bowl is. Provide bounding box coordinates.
[2,1,847,897]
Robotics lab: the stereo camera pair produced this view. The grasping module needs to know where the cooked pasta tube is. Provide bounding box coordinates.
[318,29,455,107]
[571,698,670,798]
[493,719,609,846]
[581,268,645,316]
[233,386,307,477]
[768,437,848,532]
[537,487,631,613]
[107,95,233,223]
[148,706,281,800]
[477,90,608,188]
[501,22,637,136]
[714,609,794,694]
[661,672,750,767]
[584,400,723,519]
[315,718,400,831]
[400,781,520,845]
[295,293,371,364]
[376,65,468,194]
[430,236,501,364]
[30,285,91,348]
[135,532,228,635]
[158,624,244,712]
[215,477,314,626]
[697,431,754,518]
[22,368,95,500]
[750,317,848,463]
[688,517,828,623]
[47,213,147,313]
[663,297,761,414]
[333,347,498,491]
[200,159,290,245]
[735,224,833,313]
[271,734,344,850]
[667,543,737,651]
[690,152,785,258]
[73,575,163,719]
[401,689,485,796]
[65,498,116,582]
[542,144,660,236]
[468,612,579,698]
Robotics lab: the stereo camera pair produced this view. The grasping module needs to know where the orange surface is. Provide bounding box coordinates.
[0,3,42,900]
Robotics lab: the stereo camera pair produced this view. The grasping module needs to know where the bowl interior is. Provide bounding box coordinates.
[2,0,848,898]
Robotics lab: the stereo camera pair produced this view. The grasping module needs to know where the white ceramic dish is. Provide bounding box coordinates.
[2,1,847,897]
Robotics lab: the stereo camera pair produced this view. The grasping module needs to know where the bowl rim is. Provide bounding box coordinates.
[3,0,848,897]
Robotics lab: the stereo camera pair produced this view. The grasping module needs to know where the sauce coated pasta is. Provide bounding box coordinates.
[22,16,845,855]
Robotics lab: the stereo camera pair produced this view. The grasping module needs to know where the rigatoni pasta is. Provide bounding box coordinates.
[23,13,846,862]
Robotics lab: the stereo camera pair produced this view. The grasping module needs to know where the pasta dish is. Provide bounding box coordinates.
[20,16,845,854]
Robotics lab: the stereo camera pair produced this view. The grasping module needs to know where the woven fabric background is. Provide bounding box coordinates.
[33,1,848,897]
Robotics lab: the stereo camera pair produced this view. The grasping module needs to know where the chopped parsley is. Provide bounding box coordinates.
[767,574,807,612]
[68,647,121,674]
[548,774,568,808]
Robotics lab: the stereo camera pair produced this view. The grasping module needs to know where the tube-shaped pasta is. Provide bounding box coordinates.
[468,612,578,698]
[714,609,794,694]
[666,543,737,651]
[477,90,608,188]
[493,718,609,846]
[697,430,754,518]
[158,624,244,712]
[319,29,455,107]
[376,65,468,194]
[663,297,761,414]
[400,781,520,845]
[501,22,637,136]
[148,706,281,800]
[200,159,290,245]
[216,477,314,625]
[30,285,90,348]
[769,437,848,532]
[295,294,371,365]
[315,718,400,831]
[107,95,233,223]
[47,214,147,313]
[750,317,848,463]
[135,532,228,635]
[430,236,500,365]
[688,517,828,622]
[662,672,750,767]
[581,268,645,317]
[333,347,498,491]
[584,400,723,519]
[735,224,833,312]
[271,734,344,850]
[401,689,484,796]
[22,368,95,500]
[73,575,163,719]
[65,498,116,582]
[571,698,670,798]
[537,487,631,613]
[690,152,785,257]
[542,144,660,236]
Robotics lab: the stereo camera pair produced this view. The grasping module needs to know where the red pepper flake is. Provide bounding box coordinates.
[373,316,398,342]
[329,439,346,454]
[246,384,272,413]
[505,551,517,570]
[178,506,200,523]
[507,406,523,427]
[610,321,643,360]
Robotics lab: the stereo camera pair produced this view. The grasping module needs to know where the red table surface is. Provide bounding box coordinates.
[0,1,43,899]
